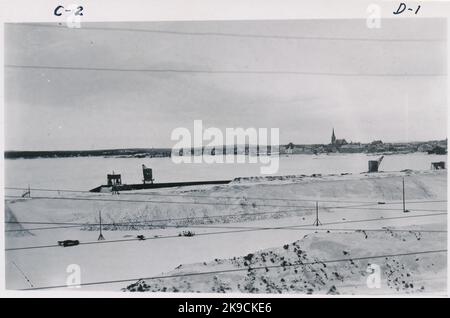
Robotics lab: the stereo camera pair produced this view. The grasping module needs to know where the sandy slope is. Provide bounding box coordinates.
[5,170,447,229]
[125,229,447,294]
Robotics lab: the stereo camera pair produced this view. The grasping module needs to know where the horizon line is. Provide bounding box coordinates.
[4,138,447,153]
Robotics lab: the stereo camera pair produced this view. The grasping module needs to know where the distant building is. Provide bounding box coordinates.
[330,128,347,147]
[340,143,365,153]
[335,139,348,146]
[371,140,383,145]
[285,142,294,154]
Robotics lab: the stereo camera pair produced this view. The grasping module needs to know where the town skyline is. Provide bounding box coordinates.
[3,128,448,152]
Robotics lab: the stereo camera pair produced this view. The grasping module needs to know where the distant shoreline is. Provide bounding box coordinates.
[4,148,172,160]
[4,140,447,160]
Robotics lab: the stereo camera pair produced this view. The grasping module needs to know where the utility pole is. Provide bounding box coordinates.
[313,201,322,226]
[98,211,105,240]
[402,177,409,213]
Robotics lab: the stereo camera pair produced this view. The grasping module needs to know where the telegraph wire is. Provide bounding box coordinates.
[333,206,446,212]
[6,64,445,77]
[5,186,448,205]
[12,23,446,43]
[5,212,446,251]
[6,223,447,234]
[4,194,318,209]
[5,193,445,211]
[5,207,448,232]
[4,194,445,214]
[5,194,390,210]
[6,225,85,232]
[4,206,311,227]
[11,261,34,288]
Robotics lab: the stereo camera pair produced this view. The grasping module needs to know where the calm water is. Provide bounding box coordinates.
[4,153,447,191]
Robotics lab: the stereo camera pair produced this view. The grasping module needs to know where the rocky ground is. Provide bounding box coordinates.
[124,228,446,294]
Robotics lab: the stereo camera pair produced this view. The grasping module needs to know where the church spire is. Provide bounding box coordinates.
[331,128,336,145]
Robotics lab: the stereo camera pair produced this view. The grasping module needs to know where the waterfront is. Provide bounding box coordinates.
[5,152,447,191]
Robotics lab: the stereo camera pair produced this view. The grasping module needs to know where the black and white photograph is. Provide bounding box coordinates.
[1,1,449,298]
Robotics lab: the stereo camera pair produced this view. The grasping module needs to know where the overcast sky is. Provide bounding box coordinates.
[4,19,447,151]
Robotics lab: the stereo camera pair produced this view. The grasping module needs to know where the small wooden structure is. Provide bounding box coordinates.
[368,155,384,173]
[142,164,154,184]
[107,172,122,186]
[431,161,446,170]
